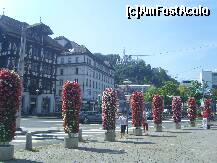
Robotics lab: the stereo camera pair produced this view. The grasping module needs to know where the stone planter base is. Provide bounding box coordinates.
[105,130,115,142]
[175,123,181,129]
[190,121,196,127]
[155,124,162,132]
[64,136,78,149]
[0,144,14,161]
[133,128,142,136]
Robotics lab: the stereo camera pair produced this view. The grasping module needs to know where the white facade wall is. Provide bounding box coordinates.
[56,53,115,103]
[200,70,213,89]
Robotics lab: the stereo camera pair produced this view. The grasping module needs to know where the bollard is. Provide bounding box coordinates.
[25,132,32,150]
[79,128,82,141]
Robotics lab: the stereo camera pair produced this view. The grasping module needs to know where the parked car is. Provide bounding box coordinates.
[146,111,153,120]
[80,111,102,124]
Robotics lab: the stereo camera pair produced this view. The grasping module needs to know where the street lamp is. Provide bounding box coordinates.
[98,94,101,112]
[123,79,132,134]
[16,24,36,129]
[36,89,39,114]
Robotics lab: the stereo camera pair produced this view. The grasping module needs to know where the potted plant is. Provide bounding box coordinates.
[102,88,118,141]
[62,81,81,148]
[172,96,182,129]
[152,95,164,132]
[203,99,211,129]
[131,92,144,136]
[0,69,21,161]
[188,97,197,127]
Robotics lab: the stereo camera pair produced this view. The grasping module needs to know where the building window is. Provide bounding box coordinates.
[60,58,64,64]
[96,82,97,89]
[59,90,62,96]
[76,57,79,63]
[76,68,79,74]
[60,69,64,75]
[68,57,72,63]
[89,79,91,87]
[59,80,63,86]
[93,81,95,88]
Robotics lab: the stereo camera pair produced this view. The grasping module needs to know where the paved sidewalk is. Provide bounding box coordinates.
[7,124,217,163]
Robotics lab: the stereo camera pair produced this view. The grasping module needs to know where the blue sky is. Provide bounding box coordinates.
[1,0,216,82]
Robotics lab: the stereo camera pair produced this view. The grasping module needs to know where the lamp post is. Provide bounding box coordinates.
[36,89,39,114]
[123,79,132,134]
[16,25,33,129]
[98,94,101,112]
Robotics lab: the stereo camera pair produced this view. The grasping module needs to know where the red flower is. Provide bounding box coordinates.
[172,96,182,123]
[0,69,21,142]
[130,92,144,128]
[187,97,197,122]
[203,99,211,118]
[102,88,118,130]
[62,81,81,133]
[152,95,164,124]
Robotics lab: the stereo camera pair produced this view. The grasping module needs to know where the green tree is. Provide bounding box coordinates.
[211,88,217,101]
[144,86,159,103]
[93,53,178,86]
[178,84,189,104]
[159,81,179,108]
[188,80,203,106]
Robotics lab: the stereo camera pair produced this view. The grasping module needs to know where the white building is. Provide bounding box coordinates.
[200,70,217,89]
[181,80,192,87]
[55,36,115,111]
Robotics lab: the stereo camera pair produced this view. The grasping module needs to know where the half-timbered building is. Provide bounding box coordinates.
[0,15,63,115]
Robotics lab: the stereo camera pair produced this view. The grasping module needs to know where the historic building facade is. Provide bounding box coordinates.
[55,36,115,111]
[0,15,63,114]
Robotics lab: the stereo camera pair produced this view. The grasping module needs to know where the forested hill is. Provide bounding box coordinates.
[94,53,178,87]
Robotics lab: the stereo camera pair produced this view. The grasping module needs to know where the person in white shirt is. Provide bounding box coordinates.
[118,112,128,138]
[142,110,149,136]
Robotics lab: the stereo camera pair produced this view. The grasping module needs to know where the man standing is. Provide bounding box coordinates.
[142,110,149,135]
[118,112,128,138]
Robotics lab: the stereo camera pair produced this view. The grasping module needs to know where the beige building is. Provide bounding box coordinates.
[55,36,115,111]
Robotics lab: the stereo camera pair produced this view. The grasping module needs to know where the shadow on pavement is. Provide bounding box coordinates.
[85,139,106,143]
[118,140,155,145]
[183,128,204,131]
[148,135,176,138]
[126,137,144,140]
[5,159,42,163]
[167,131,192,134]
[78,146,126,154]
[32,134,63,141]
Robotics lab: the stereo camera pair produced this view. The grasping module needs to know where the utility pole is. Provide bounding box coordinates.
[16,26,27,129]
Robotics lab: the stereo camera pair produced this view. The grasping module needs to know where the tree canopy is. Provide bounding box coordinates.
[94,53,177,87]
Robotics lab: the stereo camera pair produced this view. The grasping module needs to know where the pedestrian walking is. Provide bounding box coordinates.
[118,112,128,138]
[142,110,149,135]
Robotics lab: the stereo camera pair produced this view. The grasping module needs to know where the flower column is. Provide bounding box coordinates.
[102,88,118,141]
[131,92,144,136]
[62,81,81,148]
[152,95,164,132]
[172,96,182,129]
[187,97,197,127]
[203,99,211,129]
[0,69,21,161]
